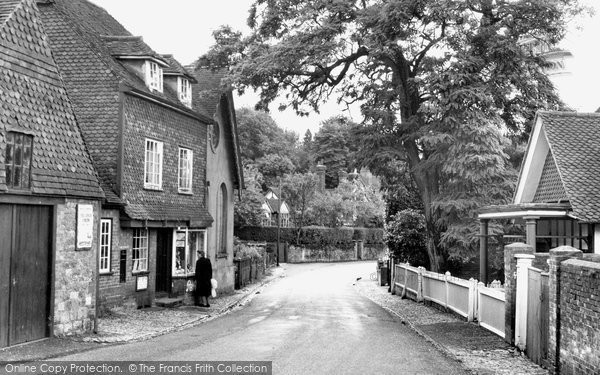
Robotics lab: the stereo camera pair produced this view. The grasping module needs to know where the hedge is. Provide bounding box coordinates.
[235,226,384,249]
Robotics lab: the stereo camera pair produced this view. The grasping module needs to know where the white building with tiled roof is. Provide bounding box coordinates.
[478,111,600,282]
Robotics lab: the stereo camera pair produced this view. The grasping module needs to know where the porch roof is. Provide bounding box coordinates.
[478,202,573,220]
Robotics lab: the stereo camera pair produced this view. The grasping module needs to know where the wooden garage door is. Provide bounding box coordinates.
[0,204,52,348]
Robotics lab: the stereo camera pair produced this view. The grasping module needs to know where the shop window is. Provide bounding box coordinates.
[99,219,112,273]
[5,132,33,189]
[178,147,193,193]
[132,228,148,272]
[173,228,206,277]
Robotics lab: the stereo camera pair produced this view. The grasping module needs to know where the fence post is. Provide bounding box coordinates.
[515,253,535,351]
[402,264,408,298]
[417,266,425,302]
[444,271,450,309]
[477,281,484,326]
[390,256,396,295]
[468,278,477,322]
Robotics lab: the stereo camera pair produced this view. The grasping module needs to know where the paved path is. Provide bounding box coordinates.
[53,262,467,375]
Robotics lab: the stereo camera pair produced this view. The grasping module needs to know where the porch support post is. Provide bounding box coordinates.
[479,219,489,285]
[524,216,539,253]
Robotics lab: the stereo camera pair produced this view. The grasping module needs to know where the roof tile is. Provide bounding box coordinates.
[538,111,600,222]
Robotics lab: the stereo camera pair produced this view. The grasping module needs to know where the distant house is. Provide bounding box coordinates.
[186,63,244,293]
[261,188,292,228]
[37,0,222,307]
[478,111,600,280]
[0,0,104,346]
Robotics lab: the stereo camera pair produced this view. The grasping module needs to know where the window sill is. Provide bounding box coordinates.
[178,190,193,196]
[100,271,114,276]
[143,186,163,192]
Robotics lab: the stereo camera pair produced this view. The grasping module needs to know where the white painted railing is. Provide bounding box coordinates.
[477,283,506,338]
[394,263,504,337]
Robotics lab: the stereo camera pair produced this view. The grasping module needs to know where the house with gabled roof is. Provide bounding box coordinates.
[0,0,104,347]
[261,188,292,228]
[478,111,600,282]
[34,0,239,307]
[186,63,244,293]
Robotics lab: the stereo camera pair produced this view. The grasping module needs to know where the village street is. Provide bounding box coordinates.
[49,262,466,374]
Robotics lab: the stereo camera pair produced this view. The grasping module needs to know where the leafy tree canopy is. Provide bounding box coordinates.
[205,0,586,271]
[313,116,360,188]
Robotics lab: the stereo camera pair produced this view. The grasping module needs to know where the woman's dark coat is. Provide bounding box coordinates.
[195,257,213,297]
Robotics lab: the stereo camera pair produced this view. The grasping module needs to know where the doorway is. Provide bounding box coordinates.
[155,229,172,295]
[0,204,52,348]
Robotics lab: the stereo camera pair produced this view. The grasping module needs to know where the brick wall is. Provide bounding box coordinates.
[121,94,208,220]
[53,199,100,336]
[98,208,157,311]
[556,258,600,374]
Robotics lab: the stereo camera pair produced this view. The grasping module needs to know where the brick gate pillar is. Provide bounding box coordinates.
[504,243,533,345]
[547,246,582,374]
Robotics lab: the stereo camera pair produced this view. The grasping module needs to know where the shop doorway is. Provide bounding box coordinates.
[155,229,172,295]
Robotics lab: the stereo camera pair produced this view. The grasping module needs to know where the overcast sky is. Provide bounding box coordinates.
[90,0,600,136]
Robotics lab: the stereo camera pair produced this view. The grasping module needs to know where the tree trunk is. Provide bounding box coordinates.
[403,139,444,272]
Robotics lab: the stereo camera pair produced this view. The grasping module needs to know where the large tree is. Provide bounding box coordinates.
[205,0,584,271]
[312,116,359,188]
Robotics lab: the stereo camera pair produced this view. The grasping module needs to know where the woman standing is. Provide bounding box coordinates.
[194,250,212,307]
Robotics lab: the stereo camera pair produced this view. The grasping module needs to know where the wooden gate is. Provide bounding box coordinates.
[526,267,549,366]
[0,204,52,348]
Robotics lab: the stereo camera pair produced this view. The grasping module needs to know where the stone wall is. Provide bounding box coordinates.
[53,199,100,336]
[555,258,600,374]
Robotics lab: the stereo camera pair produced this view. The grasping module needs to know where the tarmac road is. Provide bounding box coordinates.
[52,262,467,375]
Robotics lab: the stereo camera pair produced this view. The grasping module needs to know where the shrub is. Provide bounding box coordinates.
[385,209,429,267]
[235,226,384,249]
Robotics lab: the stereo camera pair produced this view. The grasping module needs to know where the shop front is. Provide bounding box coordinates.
[156,227,207,297]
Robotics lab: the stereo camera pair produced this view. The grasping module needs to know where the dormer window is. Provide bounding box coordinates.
[178,77,192,108]
[144,61,163,92]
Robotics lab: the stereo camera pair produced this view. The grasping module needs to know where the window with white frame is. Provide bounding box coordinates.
[99,219,112,273]
[144,139,163,190]
[178,77,192,108]
[132,228,148,272]
[178,147,193,193]
[173,229,206,277]
[145,61,163,92]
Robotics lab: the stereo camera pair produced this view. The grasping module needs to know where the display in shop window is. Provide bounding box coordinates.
[172,228,206,277]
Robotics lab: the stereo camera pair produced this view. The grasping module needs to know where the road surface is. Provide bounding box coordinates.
[54,262,467,374]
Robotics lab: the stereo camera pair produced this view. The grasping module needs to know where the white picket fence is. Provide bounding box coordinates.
[394,263,505,338]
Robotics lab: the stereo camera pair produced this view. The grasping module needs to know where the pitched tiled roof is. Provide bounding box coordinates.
[187,63,224,119]
[538,111,600,222]
[533,150,568,203]
[0,0,20,26]
[123,203,213,227]
[187,62,244,190]
[161,54,196,82]
[36,0,210,204]
[0,0,103,199]
[101,35,167,63]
